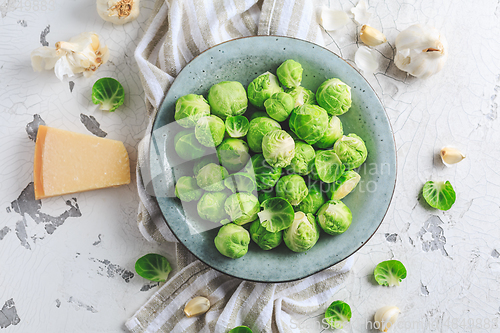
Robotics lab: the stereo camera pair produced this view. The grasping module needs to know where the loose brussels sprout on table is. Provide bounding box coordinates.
[197,191,229,223]
[289,104,329,145]
[208,81,248,118]
[246,116,281,153]
[283,211,320,252]
[249,219,283,250]
[175,94,211,128]
[314,116,343,149]
[262,130,296,168]
[264,92,295,122]
[174,130,207,160]
[422,180,456,210]
[224,192,260,225]
[276,59,303,88]
[195,115,225,147]
[225,116,250,138]
[275,174,308,206]
[334,134,368,169]
[286,141,315,175]
[247,72,283,109]
[286,86,316,108]
[317,200,352,235]
[316,78,352,116]
[214,223,250,259]
[324,300,352,329]
[175,176,203,202]
[216,138,250,172]
[196,163,228,191]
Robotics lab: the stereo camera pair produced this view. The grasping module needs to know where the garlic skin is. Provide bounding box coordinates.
[320,8,350,31]
[360,25,387,47]
[394,24,448,79]
[351,0,372,25]
[355,46,378,74]
[440,147,465,165]
[31,32,109,81]
[184,296,210,318]
[374,306,400,332]
[97,0,140,25]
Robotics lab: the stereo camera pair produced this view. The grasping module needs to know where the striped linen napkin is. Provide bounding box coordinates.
[127,0,353,332]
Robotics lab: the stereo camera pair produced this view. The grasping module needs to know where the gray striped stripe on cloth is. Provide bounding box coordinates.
[129,0,353,332]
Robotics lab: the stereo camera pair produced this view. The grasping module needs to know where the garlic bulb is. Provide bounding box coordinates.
[360,25,387,47]
[320,8,350,31]
[184,296,210,318]
[31,32,109,81]
[97,0,140,25]
[374,306,400,332]
[440,147,465,165]
[394,24,448,79]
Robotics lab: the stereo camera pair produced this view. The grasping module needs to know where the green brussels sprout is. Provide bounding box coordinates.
[324,300,352,329]
[197,191,229,223]
[283,211,320,252]
[134,253,172,282]
[214,223,250,259]
[193,155,219,176]
[295,182,326,214]
[286,141,315,175]
[92,77,125,112]
[317,200,352,235]
[316,78,352,116]
[174,130,207,160]
[224,172,256,193]
[286,86,316,108]
[258,197,295,233]
[175,176,203,202]
[262,130,296,168]
[216,138,250,172]
[225,116,250,138]
[246,117,281,153]
[330,170,361,200]
[276,59,303,88]
[314,150,345,183]
[208,81,248,118]
[263,92,295,122]
[249,220,283,250]
[275,174,308,206]
[249,111,269,121]
[196,163,229,191]
[258,188,275,203]
[247,72,284,109]
[228,326,253,333]
[422,180,456,211]
[194,115,225,147]
[289,104,329,145]
[374,260,407,286]
[251,154,282,191]
[314,116,343,149]
[224,192,260,225]
[174,94,211,128]
[333,134,368,169]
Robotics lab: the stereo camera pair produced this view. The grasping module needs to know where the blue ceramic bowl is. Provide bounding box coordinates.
[150,36,396,282]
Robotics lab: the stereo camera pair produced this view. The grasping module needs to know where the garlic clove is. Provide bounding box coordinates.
[440,147,465,165]
[374,306,400,332]
[351,0,372,25]
[354,46,378,74]
[184,296,211,318]
[97,0,141,25]
[320,8,350,31]
[360,25,387,47]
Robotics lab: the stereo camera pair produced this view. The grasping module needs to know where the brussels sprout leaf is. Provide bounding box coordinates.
[324,300,351,329]
[422,180,456,211]
[135,253,172,282]
[228,326,253,333]
[92,77,125,112]
[226,116,250,138]
[258,197,294,233]
[374,260,407,287]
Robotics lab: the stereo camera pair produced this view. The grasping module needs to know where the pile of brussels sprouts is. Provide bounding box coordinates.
[173,59,368,259]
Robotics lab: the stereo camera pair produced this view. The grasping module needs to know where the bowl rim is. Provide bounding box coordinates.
[148,35,398,283]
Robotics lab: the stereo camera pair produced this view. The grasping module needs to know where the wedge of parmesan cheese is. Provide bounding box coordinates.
[34,125,130,199]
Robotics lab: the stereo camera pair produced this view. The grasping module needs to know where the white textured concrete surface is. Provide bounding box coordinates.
[1,0,499,332]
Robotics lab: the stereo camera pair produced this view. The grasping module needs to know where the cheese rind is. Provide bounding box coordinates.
[34,125,131,199]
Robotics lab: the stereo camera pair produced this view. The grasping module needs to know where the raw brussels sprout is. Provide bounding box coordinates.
[196,163,228,191]
[316,78,352,116]
[251,154,282,191]
[208,81,248,118]
[264,92,295,122]
[333,134,368,169]
[289,104,329,145]
[224,172,256,193]
[174,94,211,128]
[92,77,125,112]
[313,116,343,149]
[247,72,283,109]
[324,300,352,329]
[330,170,361,200]
[174,130,207,160]
[225,116,250,138]
[214,223,250,259]
[197,191,229,223]
[175,176,203,202]
[275,174,309,206]
[422,180,456,211]
[228,326,253,333]
[314,150,345,183]
[249,219,283,250]
[134,253,172,282]
[317,200,352,235]
[262,130,296,168]
[286,86,316,108]
[286,141,315,175]
[246,117,281,153]
[249,111,269,121]
[195,115,225,147]
[258,197,295,233]
[276,59,303,88]
[216,138,250,172]
[295,182,326,215]
[258,188,275,203]
[193,155,219,176]
[374,260,407,286]
[224,193,260,225]
[283,211,320,253]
